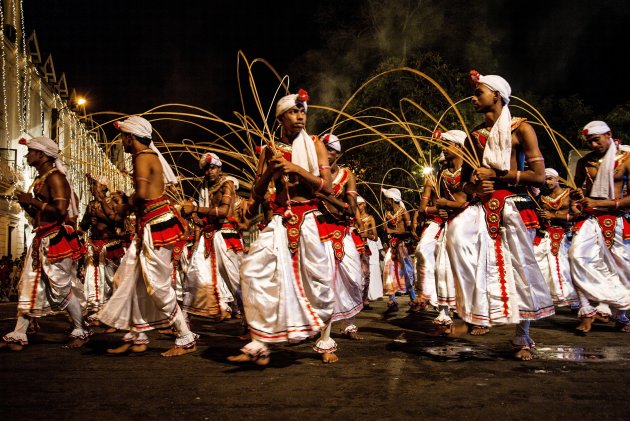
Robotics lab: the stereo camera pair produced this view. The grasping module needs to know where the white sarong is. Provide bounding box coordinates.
[569,216,630,310]
[96,226,196,347]
[533,230,578,307]
[325,232,364,322]
[415,221,440,307]
[446,198,555,326]
[367,239,384,300]
[240,212,334,344]
[435,222,457,310]
[84,242,120,313]
[183,231,240,317]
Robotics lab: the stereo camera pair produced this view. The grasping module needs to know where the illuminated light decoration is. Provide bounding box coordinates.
[423,166,433,175]
[0,5,8,144]
[432,129,442,140]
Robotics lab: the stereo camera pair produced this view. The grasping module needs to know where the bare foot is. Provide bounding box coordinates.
[594,313,610,323]
[0,341,24,351]
[130,344,148,353]
[157,328,176,336]
[227,352,270,366]
[104,327,118,334]
[62,337,89,349]
[322,352,339,364]
[87,319,102,327]
[342,331,364,340]
[161,345,197,357]
[469,325,490,336]
[107,343,132,354]
[515,349,534,361]
[576,317,593,333]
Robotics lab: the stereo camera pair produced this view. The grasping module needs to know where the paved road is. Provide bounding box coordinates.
[1,299,629,420]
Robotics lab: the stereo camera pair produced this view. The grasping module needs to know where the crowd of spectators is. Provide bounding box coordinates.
[0,254,24,302]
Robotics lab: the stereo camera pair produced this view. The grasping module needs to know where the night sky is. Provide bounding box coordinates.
[22,0,630,127]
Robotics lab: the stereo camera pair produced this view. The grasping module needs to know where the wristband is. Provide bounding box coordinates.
[315,177,325,192]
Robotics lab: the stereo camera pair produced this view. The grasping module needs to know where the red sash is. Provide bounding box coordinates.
[139,195,185,248]
[32,222,83,267]
[274,201,320,255]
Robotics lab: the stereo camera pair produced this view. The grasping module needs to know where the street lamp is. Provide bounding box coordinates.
[76,97,87,116]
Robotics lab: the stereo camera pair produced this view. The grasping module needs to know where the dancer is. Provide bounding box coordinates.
[80,175,126,320]
[533,168,579,309]
[356,196,383,305]
[446,71,554,360]
[381,188,416,315]
[569,121,630,333]
[1,137,89,351]
[316,133,365,340]
[181,153,242,322]
[228,89,337,365]
[96,116,197,357]
[418,130,468,332]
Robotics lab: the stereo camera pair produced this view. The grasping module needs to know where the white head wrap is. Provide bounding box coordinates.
[440,130,467,146]
[544,168,559,178]
[274,91,320,176]
[582,121,616,199]
[437,152,446,163]
[225,175,239,191]
[477,74,511,105]
[619,144,630,153]
[322,133,341,152]
[382,188,402,203]
[581,121,611,136]
[356,196,365,204]
[199,152,222,169]
[19,136,67,175]
[115,115,153,139]
[115,116,179,186]
[472,71,513,171]
[275,90,309,117]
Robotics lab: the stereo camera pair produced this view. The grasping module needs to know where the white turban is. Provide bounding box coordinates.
[115,115,179,186]
[275,89,309,118]
[474,73,512,105]
[199,152,222,169]
[471,70,513,171]
[225,175,239,191]
[581,121,611,136]
[322,133,341,152]
[619,144,630,153]
[115,115,152,139]
[440,130,467,146]
[382,187,402,203]
[356,196,365,204]
[19,136,67,175]
[545,168,559,178]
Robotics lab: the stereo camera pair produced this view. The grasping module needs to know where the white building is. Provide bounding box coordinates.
[0,1,129,258]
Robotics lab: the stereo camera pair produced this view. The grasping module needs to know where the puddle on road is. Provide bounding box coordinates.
[421,345,630,362]
[535,346,630,361]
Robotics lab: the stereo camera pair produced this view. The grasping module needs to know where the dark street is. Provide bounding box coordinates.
[1,299,629,420]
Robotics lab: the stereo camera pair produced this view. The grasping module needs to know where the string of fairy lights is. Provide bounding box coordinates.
[0,0,131,215]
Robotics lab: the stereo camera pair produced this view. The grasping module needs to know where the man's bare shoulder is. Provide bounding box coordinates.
[47,170,69,188]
